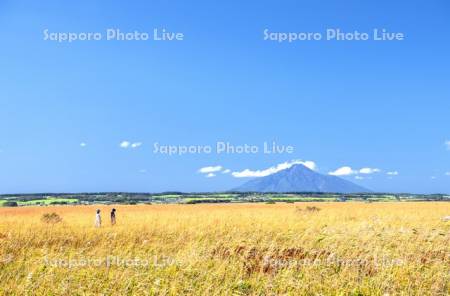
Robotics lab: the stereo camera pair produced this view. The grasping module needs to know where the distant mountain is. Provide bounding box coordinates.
[233,164,370,193]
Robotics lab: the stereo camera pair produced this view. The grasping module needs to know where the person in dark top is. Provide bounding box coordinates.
[111,208,116,225]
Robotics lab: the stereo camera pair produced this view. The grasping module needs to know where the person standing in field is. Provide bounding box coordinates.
[95,209,101,227]
[111,208,116,225]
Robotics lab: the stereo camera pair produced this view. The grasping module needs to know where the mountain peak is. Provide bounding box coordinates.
[233,164,370,193]
[287,163,314,172]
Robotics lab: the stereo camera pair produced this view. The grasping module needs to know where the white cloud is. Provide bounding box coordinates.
[445,172,450,176]
[354,176,364,180]
[80,142,87,147]
[359,167,381,174]
[445,140,450,150]
[430,176,437,180]
[328,166,356,176]
[387,171,399,176]
[199,166,222,174]
[222,169,231,174]
[120,141,131,148]
[206,173,216,178]
[119,141,142,149]
[139,169,147,174]
[231,159,316,178]
[329,166,384,176]
[120,141,142,149]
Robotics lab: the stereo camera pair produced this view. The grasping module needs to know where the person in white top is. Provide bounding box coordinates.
[95,209,102,227]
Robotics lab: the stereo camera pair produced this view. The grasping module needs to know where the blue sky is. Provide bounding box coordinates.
[0,0,449,194]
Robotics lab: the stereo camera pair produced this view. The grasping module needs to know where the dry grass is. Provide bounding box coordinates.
[0,202,449,295]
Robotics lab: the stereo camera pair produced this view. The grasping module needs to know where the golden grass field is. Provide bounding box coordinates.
[0,202,449,295]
